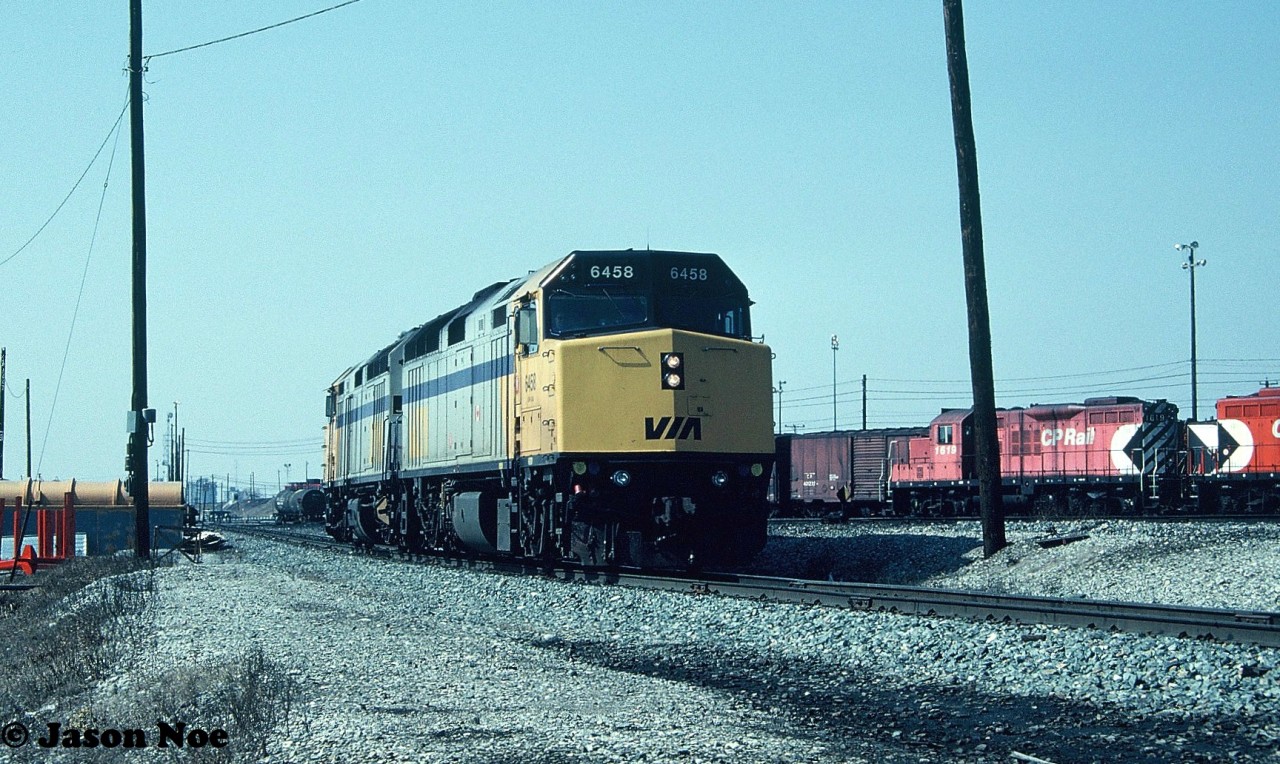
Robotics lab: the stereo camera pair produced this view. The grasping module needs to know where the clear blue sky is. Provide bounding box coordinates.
[2,2,1277,492]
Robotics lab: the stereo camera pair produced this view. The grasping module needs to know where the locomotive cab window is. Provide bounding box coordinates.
[937,424,954,445]
[654,295,750,339]
[547,289,648,338]
[541,253,753,341]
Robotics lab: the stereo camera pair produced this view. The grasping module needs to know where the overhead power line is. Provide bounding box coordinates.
[144,0,365,60]
[188,449,319,458]
[187,437,318,446]
[1,97,130,269]
[873,360,1190,386]
[186,436,321,458]
[781,359,1277,399]
[783,360,1191,395]
[38,105,127,476]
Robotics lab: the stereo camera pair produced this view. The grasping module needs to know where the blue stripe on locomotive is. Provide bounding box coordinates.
[336,354,513,429]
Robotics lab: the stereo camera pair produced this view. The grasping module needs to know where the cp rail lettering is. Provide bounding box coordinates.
[1041,427,1097,447]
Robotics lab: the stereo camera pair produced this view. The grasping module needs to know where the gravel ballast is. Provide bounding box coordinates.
[751,518,1280,612]
[33,520,1280,763]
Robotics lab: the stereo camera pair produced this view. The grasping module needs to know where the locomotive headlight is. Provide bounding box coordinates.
[711,470,729,487]
[611,470,632,487]
[660,353,685,389]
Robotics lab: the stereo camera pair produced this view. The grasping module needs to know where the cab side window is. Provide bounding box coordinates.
[516,303,539,355]
[937,424,954,445]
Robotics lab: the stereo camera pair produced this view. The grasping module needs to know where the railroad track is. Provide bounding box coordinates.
[220,522,1280,648]
[769,513,1280,524]
[610,571,1280,647]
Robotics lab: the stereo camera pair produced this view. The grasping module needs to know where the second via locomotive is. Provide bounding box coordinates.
[322,250,775,568]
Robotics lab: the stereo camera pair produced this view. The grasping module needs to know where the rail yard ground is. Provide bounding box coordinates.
[3,520,1278,763]
[753,518,1280,612]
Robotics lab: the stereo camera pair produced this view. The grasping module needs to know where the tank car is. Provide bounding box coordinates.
[290,488,326,522]
[273,491,296,523]
[322,250,774,568]
[888,397,1183,515]
[1188,387,1280,513]
[274,486,325,523]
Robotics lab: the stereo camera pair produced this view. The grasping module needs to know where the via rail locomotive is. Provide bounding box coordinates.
[322,250,774,568]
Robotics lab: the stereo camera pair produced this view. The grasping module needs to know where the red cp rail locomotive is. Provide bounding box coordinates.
[772,387,1280,517]
[1187,387,1280,513]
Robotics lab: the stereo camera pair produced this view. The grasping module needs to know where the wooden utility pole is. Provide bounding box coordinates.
[128,0,152,558]
[943,0,1005,556]
[0,347,6,479]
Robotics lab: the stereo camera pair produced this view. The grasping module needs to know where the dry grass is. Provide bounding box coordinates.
[1,556,302,762]
[126,645,300,762]
[0,556,158,717]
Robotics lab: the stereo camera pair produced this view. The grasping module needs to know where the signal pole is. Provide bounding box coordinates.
[25,380,31,478]
[861,374,867,430]
[831,335,839,430]
[128,0,152,558]
[773,380,786,434]
[1175,242,1206,420]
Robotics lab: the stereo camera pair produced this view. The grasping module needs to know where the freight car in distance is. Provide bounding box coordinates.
[772,428,926,518]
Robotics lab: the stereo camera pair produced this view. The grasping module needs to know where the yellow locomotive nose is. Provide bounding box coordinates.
[552,328,773,455]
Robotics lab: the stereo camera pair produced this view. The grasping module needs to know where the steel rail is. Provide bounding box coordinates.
[591,570,1280,648]
[222,524,1280,647]
[768,514,1280,524]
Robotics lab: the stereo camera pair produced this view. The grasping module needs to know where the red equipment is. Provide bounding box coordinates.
[889,397,1182,515]
[1193,387,1280,476]
[1,494,77,575]
[1188,387,1280,513]
[773,428,925,516]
